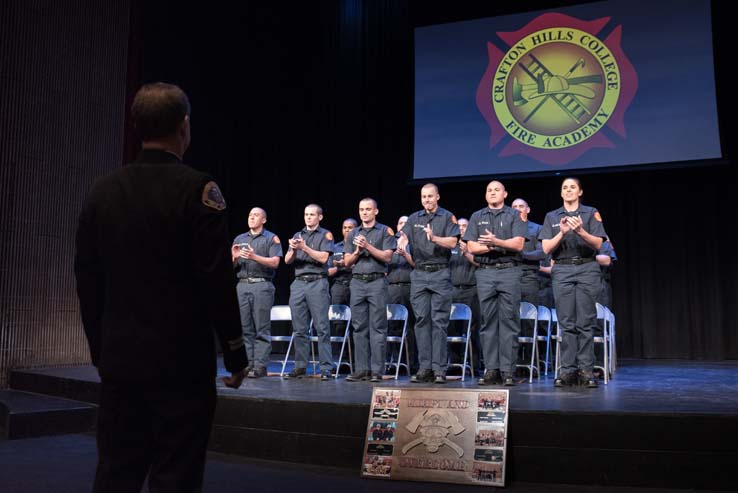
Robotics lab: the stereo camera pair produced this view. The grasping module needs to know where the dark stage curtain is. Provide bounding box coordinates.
[127,0,737,360]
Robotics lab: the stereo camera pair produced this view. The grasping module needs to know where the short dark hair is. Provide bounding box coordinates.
[131,82,190,141]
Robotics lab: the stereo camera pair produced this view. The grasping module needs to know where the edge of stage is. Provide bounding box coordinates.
[6,359,738,490]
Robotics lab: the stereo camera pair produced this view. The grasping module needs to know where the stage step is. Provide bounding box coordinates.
[0,390,97,440]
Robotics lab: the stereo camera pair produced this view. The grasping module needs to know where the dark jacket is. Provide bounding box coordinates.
[74,149,247,383]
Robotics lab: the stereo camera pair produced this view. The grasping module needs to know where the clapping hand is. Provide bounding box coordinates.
[424,224,434,242]
[478,229,497,247]
[289,234,304,250]
[353,234,367,252]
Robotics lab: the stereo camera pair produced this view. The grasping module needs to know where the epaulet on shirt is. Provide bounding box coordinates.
[325,231,334,241]
[202,181,226,211]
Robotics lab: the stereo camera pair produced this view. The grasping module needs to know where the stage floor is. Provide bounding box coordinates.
[31,359,738,415]
[210,359,738,415]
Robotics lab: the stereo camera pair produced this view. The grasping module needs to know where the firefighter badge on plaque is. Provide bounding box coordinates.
[362,388,510,487]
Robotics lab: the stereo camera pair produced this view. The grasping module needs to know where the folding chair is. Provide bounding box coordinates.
[536,305,553,376]
[309,304,353,378]
[385,304,410,380]
[607,307,617,375]
[447,303,474,381]
[552,308,562,379]
[269,305,294,377]
[517,301,540,382]
[595,302,610,384]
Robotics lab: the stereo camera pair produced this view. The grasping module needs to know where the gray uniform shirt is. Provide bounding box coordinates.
[344,223,397,274]
[401,207,460,267]
[538,205,608,259]
[232,229,283,279]
[464,205,527,265]
[291,227,334,276]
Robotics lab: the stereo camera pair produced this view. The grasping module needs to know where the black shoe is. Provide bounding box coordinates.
[555,372,578,388]
[284,367,306,379]
[248,366,267,378]
[478,369,502,386]
[578,371,598,388]
[502,373,515,387]
[320,369,333,381]
[410,369,434,383]
[434,372,447,384]
[370,373,383,383]
[346,370,370,382]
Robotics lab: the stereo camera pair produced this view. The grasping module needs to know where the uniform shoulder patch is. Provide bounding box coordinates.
[387,227,395,236]
[451,215,458,224]
[594,211,602,222]
[202,181,226,211]
[273,235,281,244]
[325,231,334,241]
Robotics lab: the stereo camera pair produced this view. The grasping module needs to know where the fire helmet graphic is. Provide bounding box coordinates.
[477,13,638,165]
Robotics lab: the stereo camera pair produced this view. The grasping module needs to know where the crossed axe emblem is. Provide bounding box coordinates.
[512,54,603,124]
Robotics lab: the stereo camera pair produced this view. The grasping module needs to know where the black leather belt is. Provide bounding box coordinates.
[454,284,476,289]
[389,281,411,286]
[295,274,327,282]
[417,263,448,272]
[352,272,385,282]
[333,279,351,286]
[479,262,516,269]
[555,257,595,265]
[239,277,269,283]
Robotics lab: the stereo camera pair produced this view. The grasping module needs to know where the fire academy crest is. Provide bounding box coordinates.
[477,13,638,165]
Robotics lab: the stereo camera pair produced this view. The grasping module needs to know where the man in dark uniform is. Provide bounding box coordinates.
[232,207,283,378]
[596,237,617,308]
[538,257,555,308]
[74,82,248,492]
[511,198,545,305]
[328,218,357,306]
[449,218,482,376]
[539,177,608,388]
[400,184,460,384]
[387,215,417,374]
[343,198,396,382]
[511,198,545,377]
[284,204,335,380]
[465,181,526,387]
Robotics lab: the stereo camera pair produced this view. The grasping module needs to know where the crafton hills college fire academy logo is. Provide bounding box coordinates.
[476,13,639,165]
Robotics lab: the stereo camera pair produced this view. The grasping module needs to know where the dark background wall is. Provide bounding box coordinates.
[0,0,734,387]
[134,0,736,360]
[0,1,131,386]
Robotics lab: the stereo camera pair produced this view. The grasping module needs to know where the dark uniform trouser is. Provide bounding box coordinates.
[94,380,216,493]
[236,280,275,369]
[475,266,522,375]
[330,280,350,306]
[519,268,540,365]
[388,282,417,372]
[450,285,481,372]
[552,261,600,376]
[350,277,388,374]
[289,278,332,370]
[330,280,353,364]
[520,268,541,305]
[410,269,453,373]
